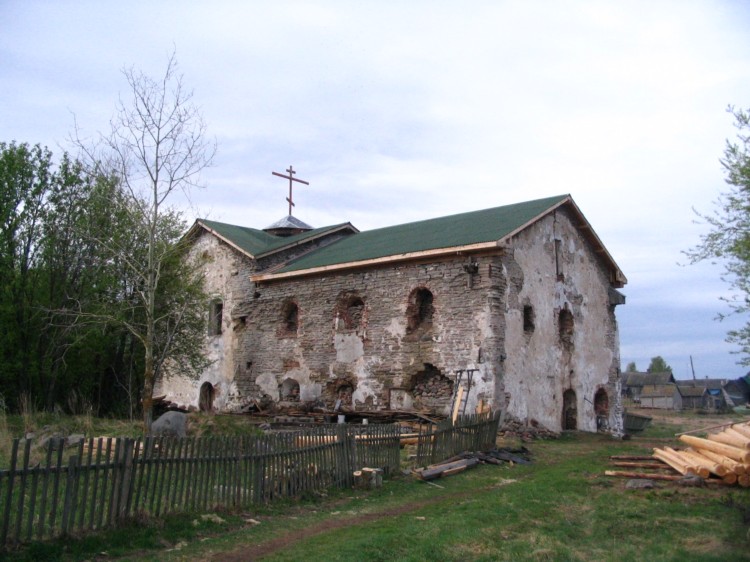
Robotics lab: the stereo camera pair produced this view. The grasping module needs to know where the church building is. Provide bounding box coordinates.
[156,190,627,434]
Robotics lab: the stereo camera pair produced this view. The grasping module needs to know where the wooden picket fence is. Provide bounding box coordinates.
[414,411,503,467]
[0,413,501,546]
[0,423,401,546]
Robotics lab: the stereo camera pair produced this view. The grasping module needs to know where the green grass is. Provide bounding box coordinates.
[3,419,750,561]
[0,406,750,562]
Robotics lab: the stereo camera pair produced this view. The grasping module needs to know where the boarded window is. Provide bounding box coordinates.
[208,299,223,335]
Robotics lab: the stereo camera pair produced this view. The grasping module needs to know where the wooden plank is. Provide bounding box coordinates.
[451,386,464,423]
[13,439,31,543]
[96,438,112,530]
[77,438,95,532]
[61,454,79,535]
[37,439,55,540]
[0,439,19,544]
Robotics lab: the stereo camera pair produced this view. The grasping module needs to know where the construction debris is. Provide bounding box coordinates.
[412,447,532,481]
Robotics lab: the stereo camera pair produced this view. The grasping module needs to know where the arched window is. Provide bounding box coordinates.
[407,288,434,333]
[281,378,301,402]
[199,382,215,412]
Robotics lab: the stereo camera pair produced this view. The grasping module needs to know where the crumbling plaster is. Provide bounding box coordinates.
[500,209,622,433]
[161,205,624,436]
[156,232,246,411]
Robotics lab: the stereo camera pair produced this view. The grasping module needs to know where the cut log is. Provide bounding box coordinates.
[724,427,750,448]
[738,474,750,488]
[707,431,750,451]
[413,457,480,481]
[604,470,683,481]
[698,448,746,475]
[679,435,750,463]
[611,461,673,470]
[664,447,710,479]
[730,423,750,439]
[722,472,738,485]
[681,448,728,477]
[653,448,694,476]
[609,455,658,461]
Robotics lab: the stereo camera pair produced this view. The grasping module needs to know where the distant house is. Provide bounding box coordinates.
[676,385,708,410]
[622,372,675,403]
[639,384,681,410]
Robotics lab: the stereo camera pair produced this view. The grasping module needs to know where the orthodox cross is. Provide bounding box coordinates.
[272,165,309,216]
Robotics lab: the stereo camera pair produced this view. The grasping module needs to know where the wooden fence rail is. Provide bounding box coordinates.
[0,413,500,546]
[415,411,502,467]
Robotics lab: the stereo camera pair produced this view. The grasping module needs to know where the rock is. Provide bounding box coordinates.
[625,479,655,490]
[151,411,188,438]
[678,475,705,487]
[66,434,85,447]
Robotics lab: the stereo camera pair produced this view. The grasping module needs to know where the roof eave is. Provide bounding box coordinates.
[252,240,501,282]
[195,220,258,260]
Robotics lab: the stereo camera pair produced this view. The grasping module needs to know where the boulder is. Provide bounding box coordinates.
[151,411,188,438]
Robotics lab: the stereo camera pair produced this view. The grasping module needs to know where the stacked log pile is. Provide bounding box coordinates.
[653,422,750,487]
[607,421,750,487]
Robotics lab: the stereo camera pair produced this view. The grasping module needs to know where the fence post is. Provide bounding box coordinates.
[61,454,79,536]
[116,439,135,522]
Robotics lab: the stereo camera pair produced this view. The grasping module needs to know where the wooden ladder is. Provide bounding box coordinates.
[450,369,478,422]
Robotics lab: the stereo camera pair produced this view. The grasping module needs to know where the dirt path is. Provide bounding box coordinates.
[209,488,476,561]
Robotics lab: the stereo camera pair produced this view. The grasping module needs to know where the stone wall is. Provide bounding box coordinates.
[160,209,624,435]
[241,254,498,416]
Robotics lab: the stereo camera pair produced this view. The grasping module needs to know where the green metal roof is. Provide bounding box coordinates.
[277,194,570,273]
[197,219,354,258]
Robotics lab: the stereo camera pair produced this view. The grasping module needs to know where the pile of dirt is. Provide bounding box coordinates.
[499,418,560,441]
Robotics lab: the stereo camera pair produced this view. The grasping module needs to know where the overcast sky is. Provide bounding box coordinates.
[3,1,750,380]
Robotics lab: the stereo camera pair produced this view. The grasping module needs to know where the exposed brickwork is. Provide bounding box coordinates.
[161,205,624,435]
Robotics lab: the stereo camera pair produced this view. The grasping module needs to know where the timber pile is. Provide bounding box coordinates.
[412,447,531,481]
[606,421,750,487]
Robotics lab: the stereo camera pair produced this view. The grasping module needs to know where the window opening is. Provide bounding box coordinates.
[594,388,609,430]
[344,297,365,329]
[281,378,301,402]
[282,300,299,334]
[407,288,434,333]
[559,307,574,347]
[199,382,215,412]
[523,305,535,333]
[209,300,223,335]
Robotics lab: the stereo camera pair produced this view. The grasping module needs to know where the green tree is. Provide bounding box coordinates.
[75,52,215,428]
[687,106,750,366]
[624,361,638,372]
[647,356,672,373]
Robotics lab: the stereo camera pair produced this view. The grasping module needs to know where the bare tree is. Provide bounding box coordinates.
[76,51,216,429]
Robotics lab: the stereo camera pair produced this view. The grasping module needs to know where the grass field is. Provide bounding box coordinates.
[3,409,750,561]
